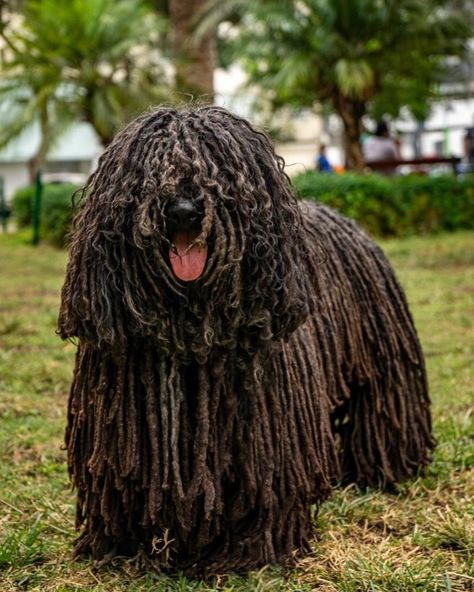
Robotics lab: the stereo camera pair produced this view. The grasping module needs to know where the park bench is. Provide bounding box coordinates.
[365,156,461,175]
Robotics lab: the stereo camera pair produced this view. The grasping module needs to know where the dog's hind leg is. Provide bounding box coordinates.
[303,202,435,488]
[331,370,433,488]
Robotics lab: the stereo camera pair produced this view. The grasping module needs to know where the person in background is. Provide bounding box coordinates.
[463,117,474,172]
[315,143,334,173]
[363,120,400,174]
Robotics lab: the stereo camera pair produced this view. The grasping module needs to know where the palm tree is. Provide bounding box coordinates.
[0,23,72,181]
[198,0,470,170]
[0,0,169,180]
[168,0,215,101]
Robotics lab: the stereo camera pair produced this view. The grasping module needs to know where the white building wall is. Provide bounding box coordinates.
[276,110,324,175]
[423,99,474,158]
[397,98,474,159]
[275,141,317,176]
[0,163,30,202]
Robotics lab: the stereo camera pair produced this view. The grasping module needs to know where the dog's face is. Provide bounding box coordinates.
[59,107,310,357]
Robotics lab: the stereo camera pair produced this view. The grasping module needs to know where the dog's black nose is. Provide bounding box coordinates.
[167,197,200,230]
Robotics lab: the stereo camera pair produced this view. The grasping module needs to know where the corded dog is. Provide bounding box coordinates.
[59,106,433,575]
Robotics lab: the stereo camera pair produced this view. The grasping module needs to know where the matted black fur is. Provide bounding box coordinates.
[58,106,434,575]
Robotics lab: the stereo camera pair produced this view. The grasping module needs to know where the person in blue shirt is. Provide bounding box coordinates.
[315,144,334,173]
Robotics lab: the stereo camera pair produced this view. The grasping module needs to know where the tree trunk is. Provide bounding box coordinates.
[28,99,51,183]
[169,0,215,101]
[83,90,114,147]
[333,94,366,172]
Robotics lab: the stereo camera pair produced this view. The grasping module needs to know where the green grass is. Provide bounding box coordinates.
[0,230,473,592]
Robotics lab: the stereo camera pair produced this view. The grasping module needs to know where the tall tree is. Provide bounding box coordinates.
[0,0,169,180]
[0,8,70,181]
[200,0,471,170]
[169,0,215,101]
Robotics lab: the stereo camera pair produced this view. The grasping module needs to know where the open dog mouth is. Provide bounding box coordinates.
[169,229,208,282]
[166,195,208,282]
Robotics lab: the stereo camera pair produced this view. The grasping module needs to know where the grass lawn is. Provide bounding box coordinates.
[0,230,473,592]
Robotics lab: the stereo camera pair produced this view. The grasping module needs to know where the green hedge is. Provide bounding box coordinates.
[293,172,474,237]
[11,183,80,246]
[11,185,37,228]
[11,174,474,245]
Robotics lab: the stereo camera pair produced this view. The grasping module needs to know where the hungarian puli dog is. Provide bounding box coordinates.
[58,106,433,575]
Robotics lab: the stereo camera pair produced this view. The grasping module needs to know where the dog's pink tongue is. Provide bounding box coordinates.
[169,231,207,281]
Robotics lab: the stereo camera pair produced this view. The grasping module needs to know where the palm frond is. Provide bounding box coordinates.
[335,59,374,98]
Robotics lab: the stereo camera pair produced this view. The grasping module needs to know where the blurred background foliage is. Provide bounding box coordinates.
[1,0,473,172]
[197,0,472,169]
[0,0,473,244]
[0,0,169,180]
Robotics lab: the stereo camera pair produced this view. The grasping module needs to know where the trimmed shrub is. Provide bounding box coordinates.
[11,185,35,228]
[293,172,474,237]
[11,183,80,246]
